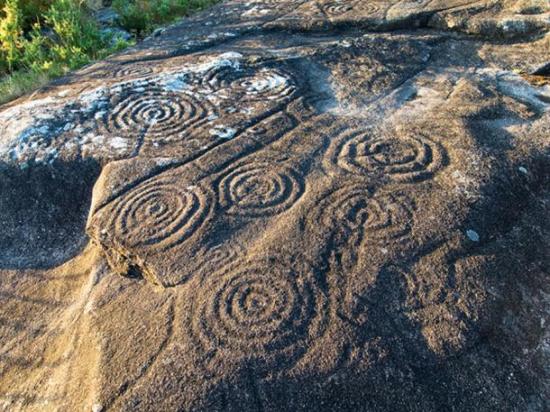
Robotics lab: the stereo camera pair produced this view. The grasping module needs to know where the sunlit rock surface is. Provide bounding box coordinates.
[0,1,549,411]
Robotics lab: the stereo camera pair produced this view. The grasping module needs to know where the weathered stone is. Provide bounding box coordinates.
[0,1,548,411]
[101,27,132,46]
[86,0,105,12]
[95,7,121,26]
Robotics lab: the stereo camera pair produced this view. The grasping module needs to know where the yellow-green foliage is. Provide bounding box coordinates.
[44,0,105,68]
[0,68,50,103]
[0,1,52,32]
[0,0,23,72]
[0,0,218,105]
[0,0,130,104]
[0,0,110,75]
[113,0,219,35]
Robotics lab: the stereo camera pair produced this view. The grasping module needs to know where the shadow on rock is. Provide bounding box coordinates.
[0,159,100,269]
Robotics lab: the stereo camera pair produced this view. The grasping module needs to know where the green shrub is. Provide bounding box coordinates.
[0,0,102,74]
[112,0,150,34]
[44,0,105,68]
[113,0,219,35]
[0,0,23,72]
[0,0,52,29]
[19,23,48,71]
[0,0,219,105]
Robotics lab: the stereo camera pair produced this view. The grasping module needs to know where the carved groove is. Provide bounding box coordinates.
[328,131,446,183]
[187,259,328,372]
[219,160,305,218]
[105,176,211,250]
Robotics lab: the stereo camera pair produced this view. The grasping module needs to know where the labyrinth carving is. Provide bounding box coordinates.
[316,184,414,246]
[101,85,217,143]
[218,159,305,218]
[326,130,447,183]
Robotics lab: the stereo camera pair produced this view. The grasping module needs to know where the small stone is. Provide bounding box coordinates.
[153,28,166,38]
[101,27,132,46]
[518,166,528,174]
[92,404,103,412]
[95,8,120,26]
[86,0,103,12]
[466,230,480,242]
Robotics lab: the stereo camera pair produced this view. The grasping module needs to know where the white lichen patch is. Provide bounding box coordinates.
[0,86,113,164]
[209,126,237,139]
[0,50,294,165]
[243,70,289,98]
[159,74,190,92]
[451,170,482,201]
[243,6,271,17]
[0,97,58,141]
[168,52,243,79]
[109,137,130,151]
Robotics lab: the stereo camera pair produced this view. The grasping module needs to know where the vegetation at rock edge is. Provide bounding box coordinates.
[0,0,219,104]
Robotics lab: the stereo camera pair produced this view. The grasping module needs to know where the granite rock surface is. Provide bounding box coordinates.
[0,1,549,411]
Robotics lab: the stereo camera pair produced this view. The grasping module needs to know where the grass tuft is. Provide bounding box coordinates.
[0,69,50,104]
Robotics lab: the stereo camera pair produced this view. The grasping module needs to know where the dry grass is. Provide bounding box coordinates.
[0,70,50,105]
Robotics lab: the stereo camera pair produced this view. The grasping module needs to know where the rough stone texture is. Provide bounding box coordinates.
[0,1,549,411]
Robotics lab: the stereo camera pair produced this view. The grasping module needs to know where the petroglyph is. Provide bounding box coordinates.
[327,130,447,183]
[100,85,217,144]
[218,159,305,218]
[92,174,212,255]
[185,258,328,374]
[1,0,549,410]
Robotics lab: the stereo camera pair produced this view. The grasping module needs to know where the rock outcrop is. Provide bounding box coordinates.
[0,1,549,411]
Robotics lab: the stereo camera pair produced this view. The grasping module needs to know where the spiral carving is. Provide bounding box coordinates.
[202,66,297,102]
[82,64,154,80]
[105,176,211,251]
[321,0,380,16]
[102,87,216,143]
[113,65,155,79]
[319,185,413,245]
[321,1,354,15]
[219,160,305,217]
[188,259,328,371]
